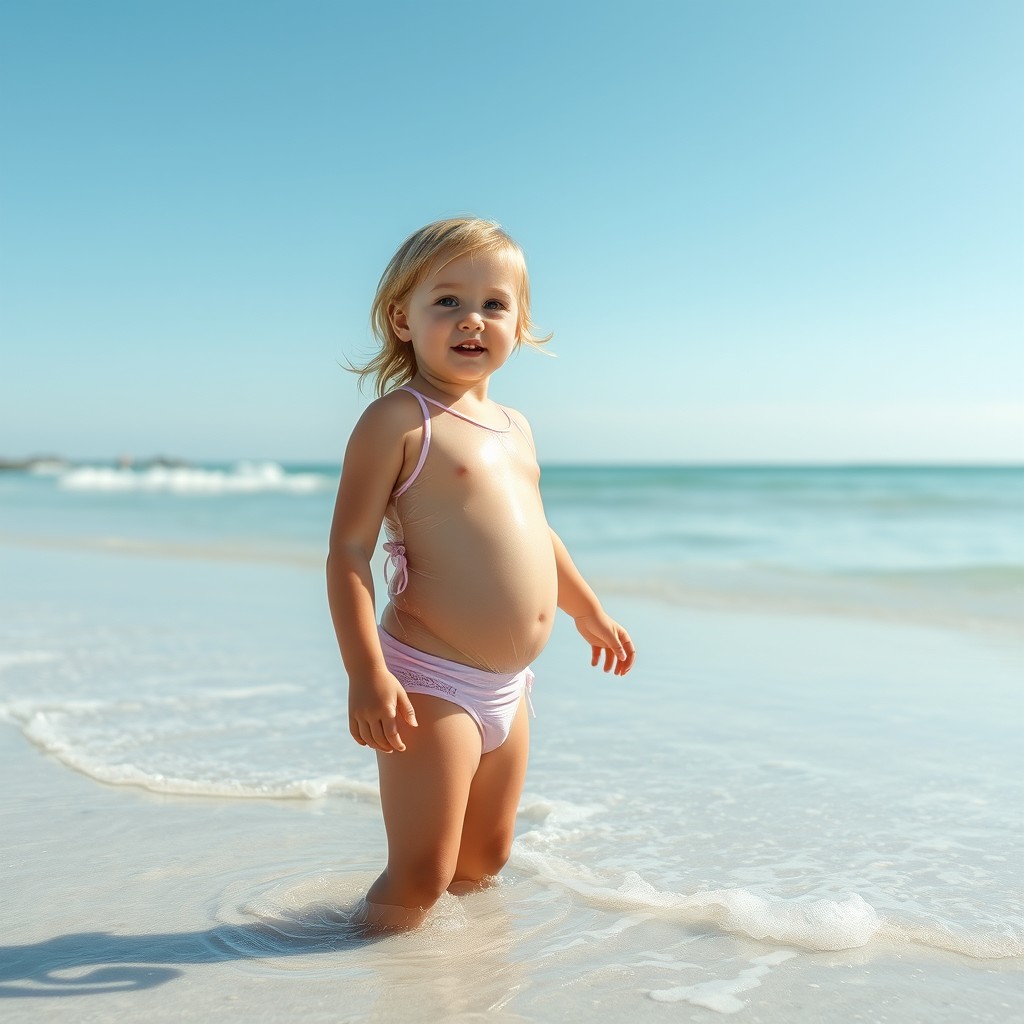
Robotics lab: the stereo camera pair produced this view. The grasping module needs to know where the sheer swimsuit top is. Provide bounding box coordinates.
[382,386,533,597]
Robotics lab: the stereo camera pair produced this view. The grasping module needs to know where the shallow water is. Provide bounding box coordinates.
[1,463,1022,1019]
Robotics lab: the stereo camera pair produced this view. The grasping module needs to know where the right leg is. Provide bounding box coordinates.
[360,692,483,930]
[450,693,530,888]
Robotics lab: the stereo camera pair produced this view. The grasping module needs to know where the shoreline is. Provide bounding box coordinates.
[3,707,1021,1022]
[3,540,1022,1020]
[3,532,1022,648]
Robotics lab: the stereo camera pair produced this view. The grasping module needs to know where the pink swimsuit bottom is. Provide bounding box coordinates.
[378,627,535,754]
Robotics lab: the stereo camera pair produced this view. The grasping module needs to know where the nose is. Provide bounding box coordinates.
[459,310,484,331]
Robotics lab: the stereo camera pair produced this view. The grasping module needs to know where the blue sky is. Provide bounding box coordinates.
[1,0,1021,464]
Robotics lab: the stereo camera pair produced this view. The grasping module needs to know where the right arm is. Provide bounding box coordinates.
[326,397,417,753]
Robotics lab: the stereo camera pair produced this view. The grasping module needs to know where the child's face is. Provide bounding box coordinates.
[391,250,522,388]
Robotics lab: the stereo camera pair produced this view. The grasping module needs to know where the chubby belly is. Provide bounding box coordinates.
[381,480,558,673]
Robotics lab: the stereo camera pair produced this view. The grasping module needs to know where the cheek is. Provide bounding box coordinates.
[429,308,459,328]
[411,312,443,338]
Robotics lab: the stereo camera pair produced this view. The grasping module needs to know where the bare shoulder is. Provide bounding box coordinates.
[340,389,425,488]
[332,390,426,543]
[350,389,425,449]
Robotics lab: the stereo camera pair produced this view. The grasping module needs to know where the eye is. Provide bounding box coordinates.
[484,299,508,311]
[436,296,458,307]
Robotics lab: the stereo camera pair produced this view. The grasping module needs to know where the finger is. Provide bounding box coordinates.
[614,634,628,660]
[617,638,636,675]
[369,719,395,754]
[356,719,381,751]
[591,645,600,667]
[398,691,418,728]
[603,647,615,672]
[360,719,387,752]
[384,718,406,753]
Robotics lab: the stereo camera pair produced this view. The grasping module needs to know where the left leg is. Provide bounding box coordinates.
[450,695,530,888]
[350,694,483,933]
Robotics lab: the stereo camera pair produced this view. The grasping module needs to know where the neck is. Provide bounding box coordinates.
[409,373,491,407]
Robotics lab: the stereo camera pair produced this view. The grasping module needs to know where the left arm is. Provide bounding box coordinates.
[510,405,636,677]
[550,527,636,676]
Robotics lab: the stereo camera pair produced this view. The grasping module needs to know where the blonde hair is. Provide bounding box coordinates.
[353,217,551,397]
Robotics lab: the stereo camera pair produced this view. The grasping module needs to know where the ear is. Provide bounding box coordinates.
[388,302,412,342]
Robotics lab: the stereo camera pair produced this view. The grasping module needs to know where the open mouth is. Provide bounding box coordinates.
[453,343,485,353]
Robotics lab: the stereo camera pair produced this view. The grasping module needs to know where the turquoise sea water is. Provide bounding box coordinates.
[4,462,1023,576]
[4,462,1022,629]
[1,462,1022,1016]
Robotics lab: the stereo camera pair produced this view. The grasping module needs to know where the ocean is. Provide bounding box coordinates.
[1,462,1021,1019]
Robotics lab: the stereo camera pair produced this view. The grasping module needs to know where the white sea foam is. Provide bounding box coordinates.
[648,950,799,1014]
[515,847,880,951]
[58,461,328,495]
[2,697,379,801]
[886,920,1024,960]
[517,792,605,826]
[512,843,1024,960]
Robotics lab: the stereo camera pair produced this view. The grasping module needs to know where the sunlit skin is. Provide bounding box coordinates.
[327,244,635,931]
[391,250,521,395]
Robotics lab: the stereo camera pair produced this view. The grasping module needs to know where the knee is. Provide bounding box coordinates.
[388,856,456,909]
[464,830,514,880]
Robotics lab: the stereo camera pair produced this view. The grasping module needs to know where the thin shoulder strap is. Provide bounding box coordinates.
[402,385,513,432]
[391,387,431,499]
[506,409,536,454]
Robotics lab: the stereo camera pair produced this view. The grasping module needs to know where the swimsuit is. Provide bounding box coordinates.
[379,386,537,752]
[378,626,534,754]
[382,386,532,598]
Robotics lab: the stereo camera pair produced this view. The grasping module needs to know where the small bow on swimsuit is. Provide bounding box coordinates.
[383,541,409,596]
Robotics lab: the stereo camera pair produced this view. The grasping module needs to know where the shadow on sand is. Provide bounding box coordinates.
[0,904,376,997]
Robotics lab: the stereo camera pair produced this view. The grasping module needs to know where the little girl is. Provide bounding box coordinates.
[327,218,635,931]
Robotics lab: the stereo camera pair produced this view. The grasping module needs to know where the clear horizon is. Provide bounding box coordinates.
[5,453,1023,472]
[2,1,1021,464]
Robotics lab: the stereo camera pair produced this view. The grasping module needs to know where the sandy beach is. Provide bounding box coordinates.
[2,464,1023,1020]
[3,568,1022,1020]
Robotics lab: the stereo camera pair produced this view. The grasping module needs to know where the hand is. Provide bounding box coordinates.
[573,612,636,676]
[348,669,418,753]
